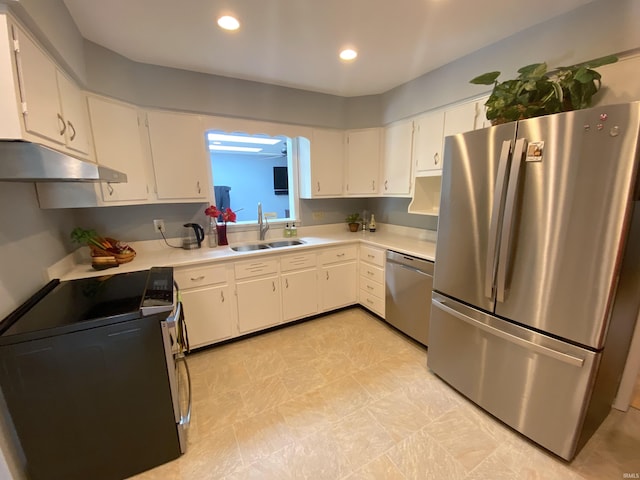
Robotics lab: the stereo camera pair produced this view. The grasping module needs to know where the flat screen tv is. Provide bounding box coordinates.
[273,166,288,195]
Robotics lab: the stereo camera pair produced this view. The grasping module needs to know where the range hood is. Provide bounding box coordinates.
[0,141,127,183]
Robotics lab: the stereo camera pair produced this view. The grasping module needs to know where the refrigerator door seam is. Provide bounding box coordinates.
[432,298,585,367]
[496,137,527,302]
[484,139,513,299]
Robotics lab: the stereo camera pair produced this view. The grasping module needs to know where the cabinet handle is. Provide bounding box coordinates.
[367,254,374,258]
[220,291,225,303]
[337,253,345,257]
[326,271,329,280]
[106,182,114,196]
[367,298,374,305]
[372,180,375,191]
[434,152,439,165]
[190,275,205,281]
[384,180,388,190]
[67,121,76,141]
[367,285,374,290]
[367,270,374,276]
[57,113,66,136]
[272,281,276,292]
[317,181,321,192]
[197,181,201,194]
[285,278,289,289]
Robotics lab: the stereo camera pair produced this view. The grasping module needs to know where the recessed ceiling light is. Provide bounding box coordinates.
[339,49,358,62]
[217,15,240,31]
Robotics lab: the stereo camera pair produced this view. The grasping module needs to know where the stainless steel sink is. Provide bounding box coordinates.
[230,243,271,252]
[267,240,305,248]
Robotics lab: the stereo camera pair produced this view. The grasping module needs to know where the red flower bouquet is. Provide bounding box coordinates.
[205,205,236,246]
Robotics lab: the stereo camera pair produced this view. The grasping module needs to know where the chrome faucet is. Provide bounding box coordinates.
[258,202,269,240]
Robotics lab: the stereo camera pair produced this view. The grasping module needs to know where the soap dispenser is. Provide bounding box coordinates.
[290,223,297,237]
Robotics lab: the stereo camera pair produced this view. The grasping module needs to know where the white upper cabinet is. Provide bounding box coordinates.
[56,71,91,155]
[299,128,344,198]
[413,110,445,175]
[87,96,149,202]
[345,128,380,196]
[443,100,479,138]
[381,120,414,196]
[146,110,209,201]
[10,23,91,157]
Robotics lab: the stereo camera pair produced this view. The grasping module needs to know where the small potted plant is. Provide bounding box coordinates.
[470,55,617,125]
[345,213,361,232]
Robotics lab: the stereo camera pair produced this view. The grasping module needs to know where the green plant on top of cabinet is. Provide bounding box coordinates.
[299,128,345,198]
[8,22,92,157]
[345,128,381,196]
[382,120,414,196]
[145,110,209,200]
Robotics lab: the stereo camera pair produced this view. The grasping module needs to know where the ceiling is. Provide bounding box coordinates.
[62,0,597,97]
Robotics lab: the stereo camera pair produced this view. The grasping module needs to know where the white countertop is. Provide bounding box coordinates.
[49,224,437,281]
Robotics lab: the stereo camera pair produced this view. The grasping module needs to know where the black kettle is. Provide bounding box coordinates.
[182,223,205,249]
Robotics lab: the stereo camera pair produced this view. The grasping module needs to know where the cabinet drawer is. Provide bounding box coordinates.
[360,245,385,267]
[318,245,357,265]
[175,264,228,289]
[359,289,385,317]
[360,263,384,285]
[360,276,384,299]
[280,252,317,272]
[235,258,278,279]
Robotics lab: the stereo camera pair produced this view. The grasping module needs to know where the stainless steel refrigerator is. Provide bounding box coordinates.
[428,101,640,461]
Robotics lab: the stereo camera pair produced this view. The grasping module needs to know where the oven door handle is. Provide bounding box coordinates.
[176,353,192,427]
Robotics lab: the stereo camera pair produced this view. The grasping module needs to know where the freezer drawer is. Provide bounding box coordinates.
[428,292,599,460]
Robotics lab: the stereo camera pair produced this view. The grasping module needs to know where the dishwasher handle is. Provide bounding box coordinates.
[388,261,433,277]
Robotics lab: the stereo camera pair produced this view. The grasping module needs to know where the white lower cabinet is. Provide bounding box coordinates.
[318,245,357,311]
[280,252,318,322]
[358,245,385,317]
[174,263,235,348]
[235,259,281,334]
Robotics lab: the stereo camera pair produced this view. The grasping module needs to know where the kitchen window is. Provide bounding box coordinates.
[207,131,300,224]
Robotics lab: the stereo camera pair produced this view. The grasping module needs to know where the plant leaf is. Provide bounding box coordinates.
[517,63,547,79]
[470,71,501,85]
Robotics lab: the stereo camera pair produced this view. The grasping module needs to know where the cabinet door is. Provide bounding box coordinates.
[12,25,64,146]
[382,120,413,195]
[281,269,318,322]
[320,262,357,311]
[345,128,380,195]
[413,110,444,174]
[236,275,281,333]
[87,96,149,202]
[309,128,344,196]
[182,284,233,348]
[56,71,91,156]
[146,111,208,200]
[443,101,478,138]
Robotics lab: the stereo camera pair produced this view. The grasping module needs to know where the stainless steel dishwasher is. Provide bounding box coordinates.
[385,250,434,346]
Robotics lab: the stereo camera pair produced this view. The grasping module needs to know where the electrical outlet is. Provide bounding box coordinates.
[153,219,165,233]
[312,211,324,220]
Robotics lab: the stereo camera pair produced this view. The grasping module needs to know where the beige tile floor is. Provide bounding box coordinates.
[132,308,640,480]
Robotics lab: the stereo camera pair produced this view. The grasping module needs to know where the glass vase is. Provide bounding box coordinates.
[216,224,228,246]
[207,218,218,248]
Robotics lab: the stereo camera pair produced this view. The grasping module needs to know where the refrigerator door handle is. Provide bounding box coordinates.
[432,298,585,367]
[496,137,527,302]
[484,140,513,299]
